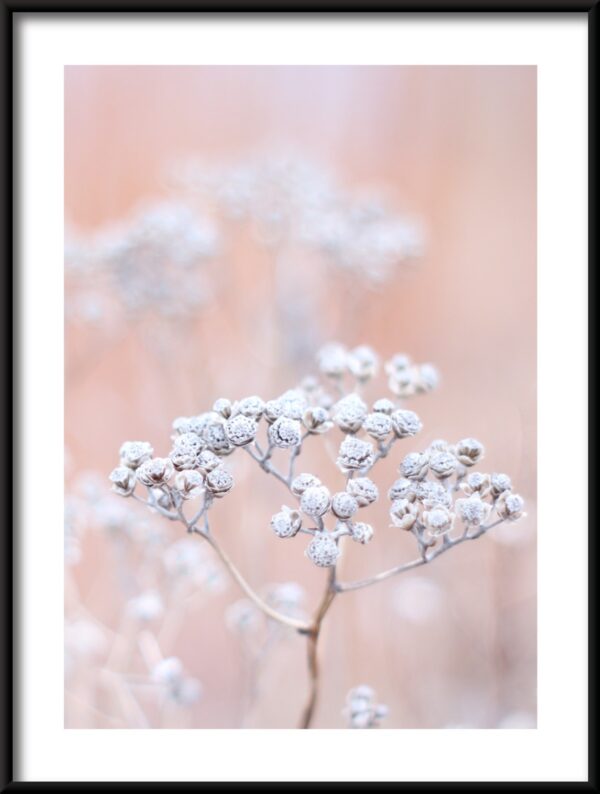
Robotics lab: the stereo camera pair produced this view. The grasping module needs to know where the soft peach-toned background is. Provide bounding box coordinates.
[65,66,536,729]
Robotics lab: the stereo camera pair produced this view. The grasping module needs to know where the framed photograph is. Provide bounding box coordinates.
[5,6,592,788]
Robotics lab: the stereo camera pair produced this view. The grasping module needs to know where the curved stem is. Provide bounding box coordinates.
[298,567,337,729]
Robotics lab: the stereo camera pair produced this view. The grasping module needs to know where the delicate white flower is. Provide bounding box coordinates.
[455,438,485,466]
[415,481,452,509]
[347,477,379,506]
[203,420,234,455]
[224,414,257,446]
[400,451,429,480]
[390,409,422,438]
[422,505,455,539]
[385,353,412,378]
[119,440,153,469]
[172,415,211,436]
[317,342,348,377]
[461,472,492,497]
[212,398,233,418]
[278,389,308,420]
[300,485,331,518]
[306,533,340,567]
[372,398,395,415]
[137,457,174,487]
[109,466,136,496]
[271,506,302,539]
[350,521,374,544]
[337,436,375,473]
[363,412,393,441]
[389,498,419,530]
[429,450,458,479]
[173,432,204,453]
[347,345,379,381]
[428,438,453,453]
[174,469,205,499]
[169,445,199,471]
[416,363,439,392]
[196,449,221,473]
[331,491,359,520]
[205,466,234,497]
[491,473,513,497]
[264,399,284,424]
[302,406,333,434]
[496,492,526,521]
[387,477,416,502]
[268,416,302,448]
[235,395,265,419]
[291,472,322,497]
[333,393,368,433]
[455,494,491,526]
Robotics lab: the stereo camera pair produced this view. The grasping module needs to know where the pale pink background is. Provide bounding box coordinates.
[65,66,536,729]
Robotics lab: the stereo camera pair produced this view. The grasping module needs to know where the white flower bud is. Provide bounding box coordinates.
[334,394,368,433]
[490,473,512,497]
[331,491,359,520]
[235,395,265,419]
[173,432,204,453]
[429,450,458,479]
[391,409,422,438]
[212,398,232,418]
[347,477,379,506]
[350,521,374,544]
[415,481,452,509]
[127,590,164,622]
[417,363,439,392]
[385,353,412,378]
[387,477,415,502]
[455,438,485,466]
[317,342,348,378]
[291,472,322,497]
[196,449,221,473]
[224,414,257,446]
[306,533,340,567]
[205,466,234,497]
[203,419,234,455]
[461,472,492,497]
[264,399,284,424]
[136,457,174,487]
[363,412,393,441]
[270,506,302,539]
[152,657,183,685]
[174,469,205,499]
[400,451,429,480]
[336,437,375,473]
[268,416,302,448]
[455,494,491,526]
[347,345,379,381]
[302,406,333,434]
[119,440,153,470]
[422,506,455,538]
[109,466,136,496]
[372,398,395,415]
[300,485,331,518]
[389,498,418,530]
[496,492,525,521]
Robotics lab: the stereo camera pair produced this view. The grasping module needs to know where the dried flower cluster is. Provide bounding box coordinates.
[111,343,526,728]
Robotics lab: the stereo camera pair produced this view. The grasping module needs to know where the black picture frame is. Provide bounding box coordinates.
[3,6,595,790]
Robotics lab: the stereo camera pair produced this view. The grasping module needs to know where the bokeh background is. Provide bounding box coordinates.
[64,66,536,729]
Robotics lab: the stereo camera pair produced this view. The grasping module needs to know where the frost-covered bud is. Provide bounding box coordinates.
[389,498,419,530]
[331,491,359,520]
[429,451,458,480]
[461,472,492,497]
[268,416,302,448]
[196,449,221,473]
[347,477,379,506]
[174,469,205,500]
[173,432,204,453]
[400,451,429,480]
[264,399,284,424]
[109,466,136,496]
[385,353,412,378]
[306,533,340,567]
[337,436,375,473]
[271,506,302,538]
[391,409,422,438]
[278,389,308,420]
[317,342,348,378]
[428,439,453,453]
[490,473,512,497]
[415,481,452,509]
[363,412,393,441]
[455,438,485,467]
[137,457,174,487]
[203,420,233,455]
[496,492,526,521]
[119,440,153,470]
[333,394,368,433]
[152,657,183,685]
[347,345,379,382]
[169,446,199,471]
[387,478,416,502]
[417,363,439,393]
[212,398,233,419]
[235,395,265,419]
[173,414,211,437]
[455,494,492,526]
[302,406,333,434]
[127,590,164,622]
[300,485,331,518]
[372,398,395,415]
[350,521,374,544]
[224,414,257,446]
[291,472,322,497]
[422,505,455,538]
[205,466,234,498]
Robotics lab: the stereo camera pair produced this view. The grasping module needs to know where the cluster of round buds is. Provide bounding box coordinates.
[305,532,340,567]
[336,437,375,474]
[385,354,439,398]
[343,685,389,729]
[271,506,302,539]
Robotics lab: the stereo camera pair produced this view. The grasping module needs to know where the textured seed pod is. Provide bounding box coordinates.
[331,491,359,520]
[136,457,174,487]
[119,440,154,470]
[300,485,331,518]
[291,472,322,497]
[350,521,374,544]
[205,466,234,497]
[270,507,302,539]
[109,466,136,496]
[224,414,258,446]
[455,438,485,467]
[268,416,302,448]
[347,477,379,507]
[306,533,340,567]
